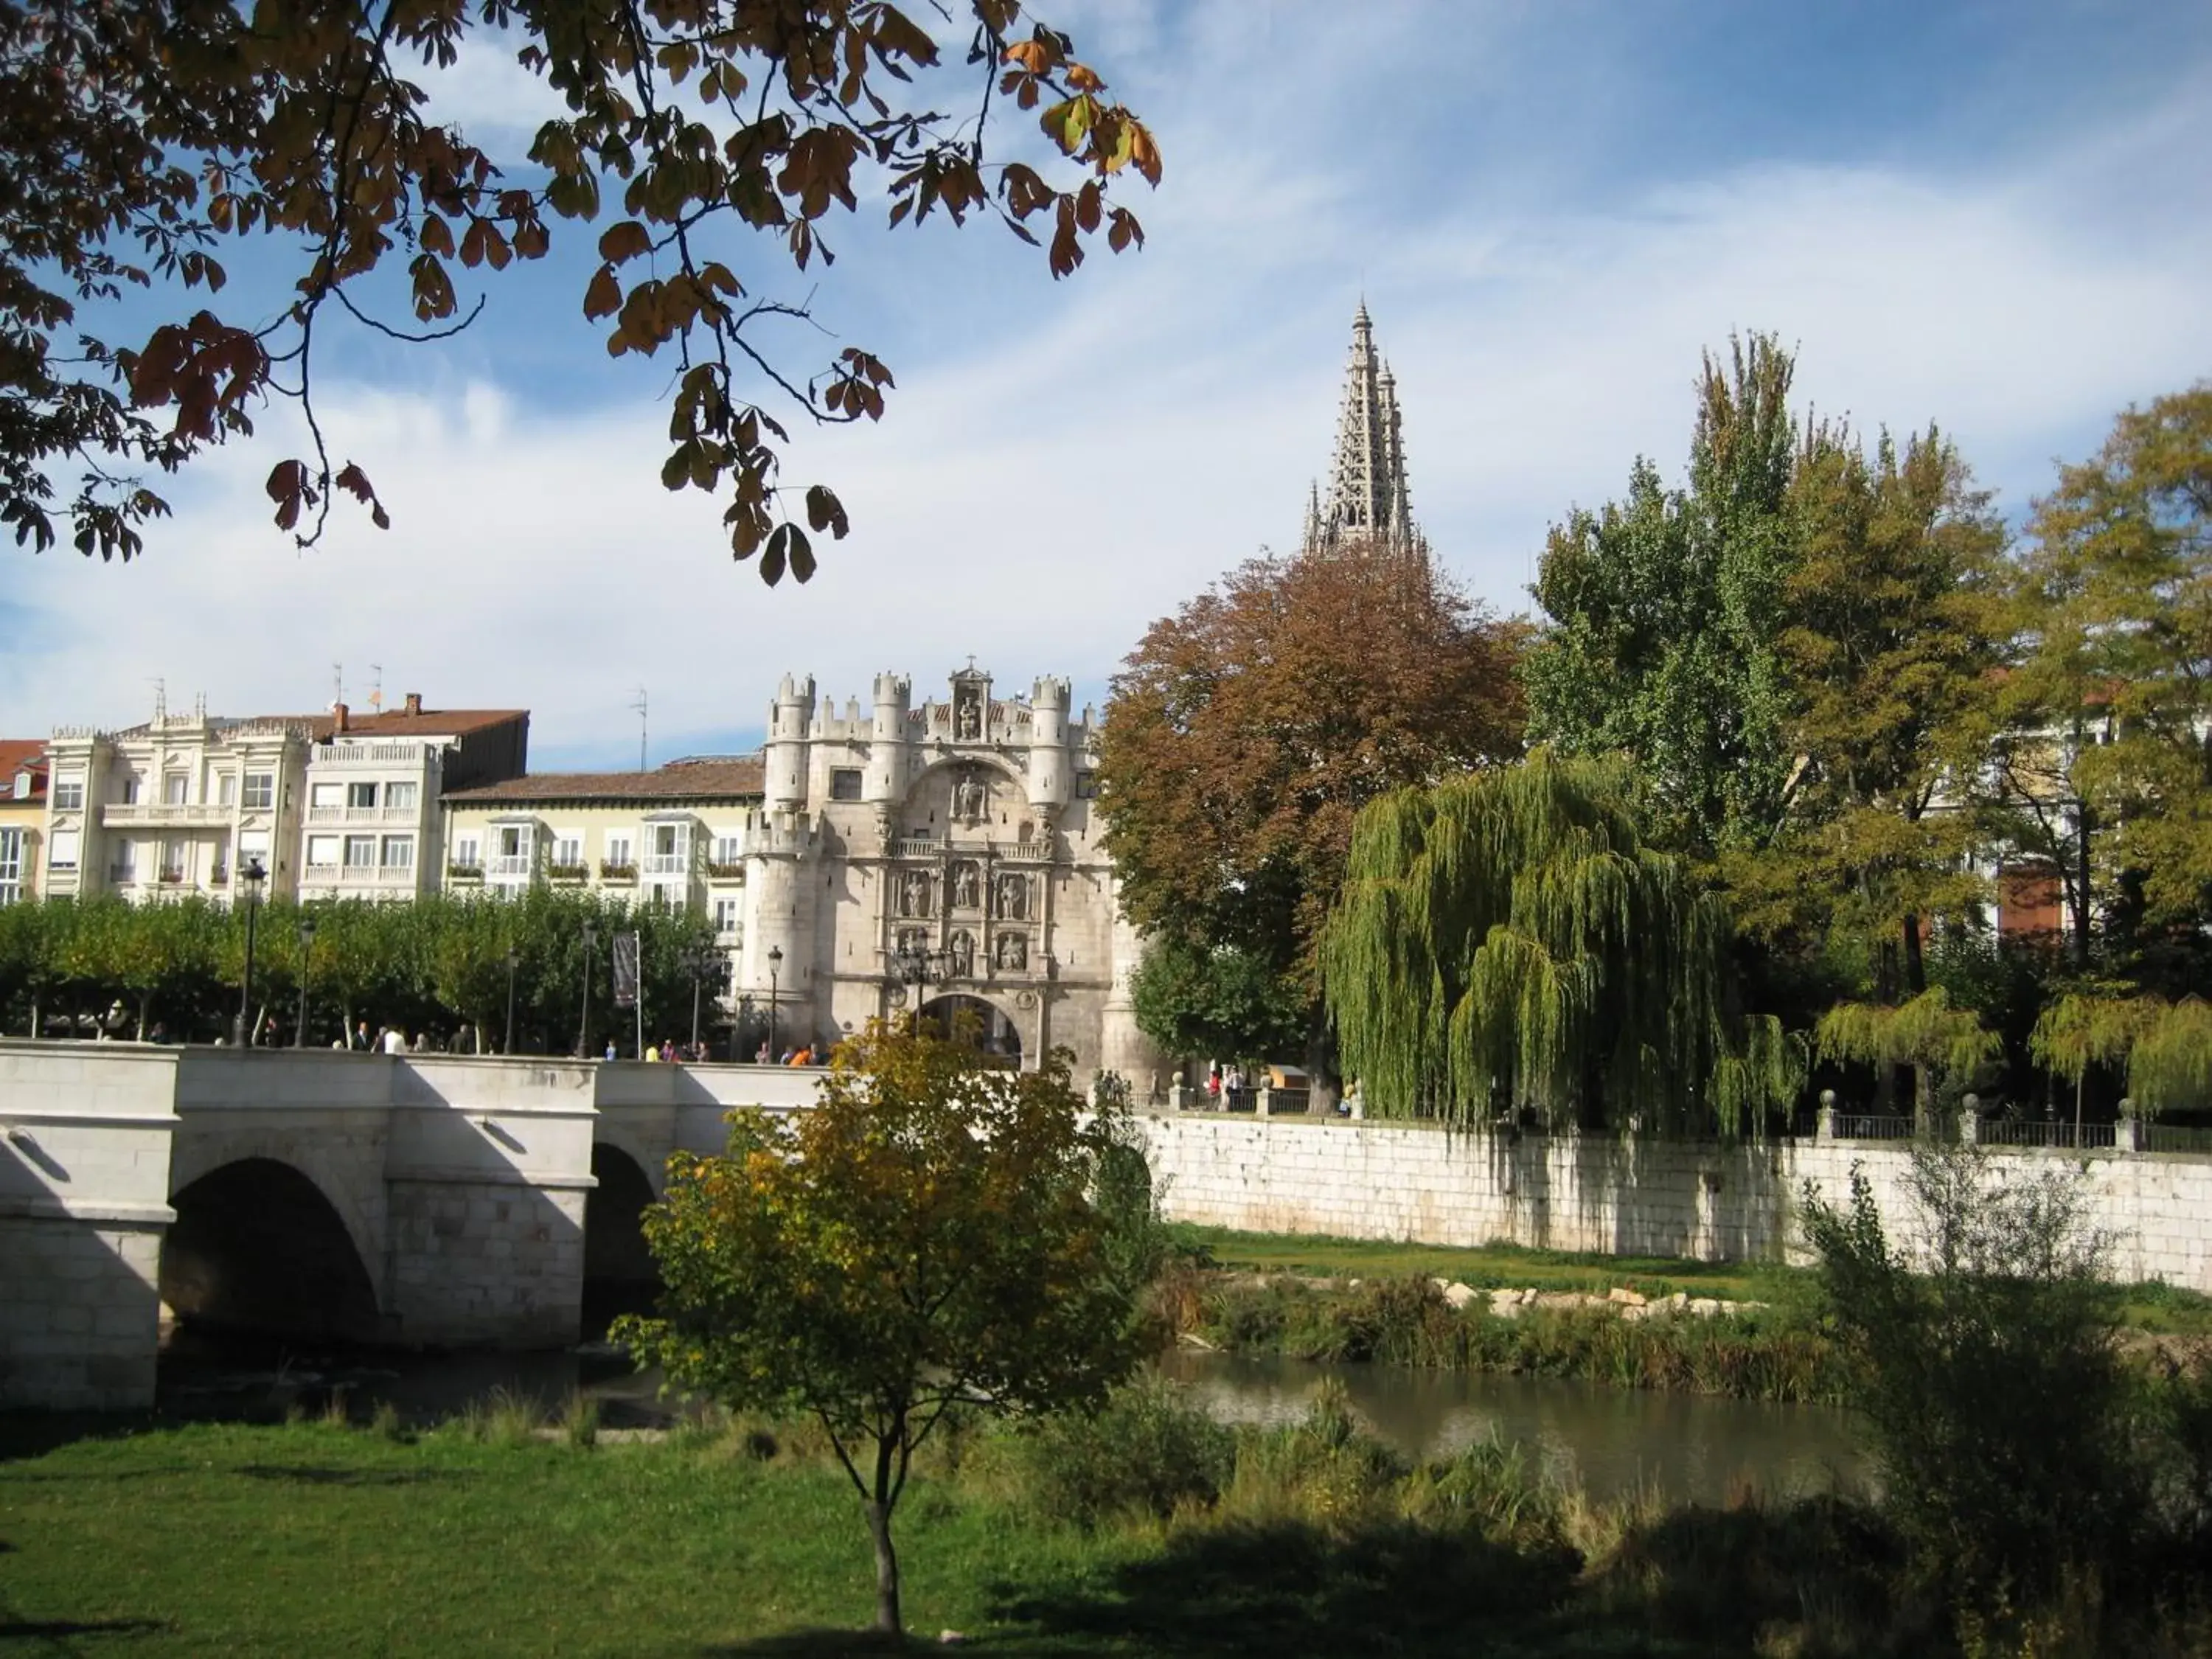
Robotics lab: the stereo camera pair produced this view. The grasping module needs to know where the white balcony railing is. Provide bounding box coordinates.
[102,802,229,828]
[312,742,435,765]
[309,862,416,886]
[306,804,422,826]
[643,852,691,876]
[489,854,532,877]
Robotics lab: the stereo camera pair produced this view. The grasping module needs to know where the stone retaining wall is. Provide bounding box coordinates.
[1135,1113,2212,1293]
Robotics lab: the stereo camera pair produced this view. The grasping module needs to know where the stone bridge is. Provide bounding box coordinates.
[0,1043,825,1411]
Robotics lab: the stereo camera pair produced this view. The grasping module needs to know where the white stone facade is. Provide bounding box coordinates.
[44,709,310,902]
[742,665,1157,1082]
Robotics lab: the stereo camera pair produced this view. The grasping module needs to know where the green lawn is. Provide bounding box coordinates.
[1173,1224,1792,1304]
[0,1415,1784,1657]
[0,1420,1142,1656]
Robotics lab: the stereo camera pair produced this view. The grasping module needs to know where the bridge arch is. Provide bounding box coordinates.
[167,1135,383,1288]
[582,1142,661,1336]
[161,1158,383,1343]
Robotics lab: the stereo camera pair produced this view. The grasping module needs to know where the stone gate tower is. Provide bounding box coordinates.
[735,665,1157,1088]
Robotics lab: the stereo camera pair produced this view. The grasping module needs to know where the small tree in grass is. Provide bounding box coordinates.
[614,1020,1145,1637]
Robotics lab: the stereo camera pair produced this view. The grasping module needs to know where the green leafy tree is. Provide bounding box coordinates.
[1322,751,1801,1133]
[4,1,1159,579]
[1992,385,2212,980]
[1725,426,2008,995]
[1127,935,1309,1067]
[1526,334,1799,856]
[616,1022,1143,1635]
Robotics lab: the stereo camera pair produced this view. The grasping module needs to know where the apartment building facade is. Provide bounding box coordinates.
[440,756,765,947]
[41,694,527,906]
[297,698,529,902]
[44,705,312,901]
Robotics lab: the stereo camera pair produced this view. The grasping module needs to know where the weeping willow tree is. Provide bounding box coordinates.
[2130,997,2212,1116]
[1815,987,2001,1126]
[1321,751,1804,1134]
[2033,992,2212,1119]
[2031,990,2163,1138]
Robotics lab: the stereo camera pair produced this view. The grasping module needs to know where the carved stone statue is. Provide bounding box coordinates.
[956,697,981,740]
[995,931,1026,970]
[948,930,975,978]
[996,873,1028,920]
[898,870,930,917]
[952,860,980,908]
[953,774,985,822]
[897,926,928,957]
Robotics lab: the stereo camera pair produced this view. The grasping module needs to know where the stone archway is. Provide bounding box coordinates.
[582,1144,660,1337]
[161,1158,383,1343]
[917,992,1022,1065]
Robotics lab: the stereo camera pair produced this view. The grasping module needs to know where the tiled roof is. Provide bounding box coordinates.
[299,708,529,740]
[0,739,48,799]
[445,754,764,804]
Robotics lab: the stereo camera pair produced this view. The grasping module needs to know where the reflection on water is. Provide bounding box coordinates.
[1158,1349,1870,1505]
[159,1332,1868,1506]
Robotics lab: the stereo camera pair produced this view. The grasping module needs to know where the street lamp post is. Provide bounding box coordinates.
[234,857,266,1046]
[293,916,316,1048]
[504,946,519,1056]
[888,939,953,1034]
[577,921,598,1057]
[766,945,783,1062]
[681,939,723,1054]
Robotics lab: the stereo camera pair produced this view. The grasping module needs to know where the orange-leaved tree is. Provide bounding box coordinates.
[2,1,1159,580]
[613,1020,1147,1635]
[1099,535,1526,1081]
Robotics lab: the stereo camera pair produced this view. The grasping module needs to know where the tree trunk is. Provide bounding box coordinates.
[1900,914,1926,996]
[27,992,37,1039]
[866,1429,902,1637]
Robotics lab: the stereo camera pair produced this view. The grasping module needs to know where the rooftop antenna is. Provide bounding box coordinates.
[150,678,166,723]
[631,686,649,773]
[332,662,344,711]
[367,664,383,712]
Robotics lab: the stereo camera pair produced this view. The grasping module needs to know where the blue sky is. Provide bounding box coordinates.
[5,1,2208,768]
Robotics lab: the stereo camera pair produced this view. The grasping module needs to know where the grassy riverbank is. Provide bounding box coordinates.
[4,1385,2205,1656]
[1175,1225,2212,1335]
[1163,1228,2212,1403]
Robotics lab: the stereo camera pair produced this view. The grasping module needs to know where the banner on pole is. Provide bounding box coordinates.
[612,931,640,1009]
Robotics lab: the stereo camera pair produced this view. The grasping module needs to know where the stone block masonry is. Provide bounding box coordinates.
[0,1220,164,1410]
[383,1180,589,1346]
[1135,1113,2212,1295]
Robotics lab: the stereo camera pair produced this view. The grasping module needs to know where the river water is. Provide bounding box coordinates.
[1157,1349,1869,1503]
[156,1337,1868,1506]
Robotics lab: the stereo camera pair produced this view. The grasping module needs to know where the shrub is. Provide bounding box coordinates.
[1801,1144,2146,1599]
[1016,1372,1235,1528]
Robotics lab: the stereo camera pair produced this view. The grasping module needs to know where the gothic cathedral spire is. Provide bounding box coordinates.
[1304,302,1415,552]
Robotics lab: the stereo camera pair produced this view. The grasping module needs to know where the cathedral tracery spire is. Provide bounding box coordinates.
[1304,302,1416,552]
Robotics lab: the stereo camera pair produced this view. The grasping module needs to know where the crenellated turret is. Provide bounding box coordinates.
[865,672,910,810]
[765,672,815,810]
[742,810,818,1044]
[1027,675,1072,813]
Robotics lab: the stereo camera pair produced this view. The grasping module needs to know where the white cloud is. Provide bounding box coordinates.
[5,18,2208,765]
